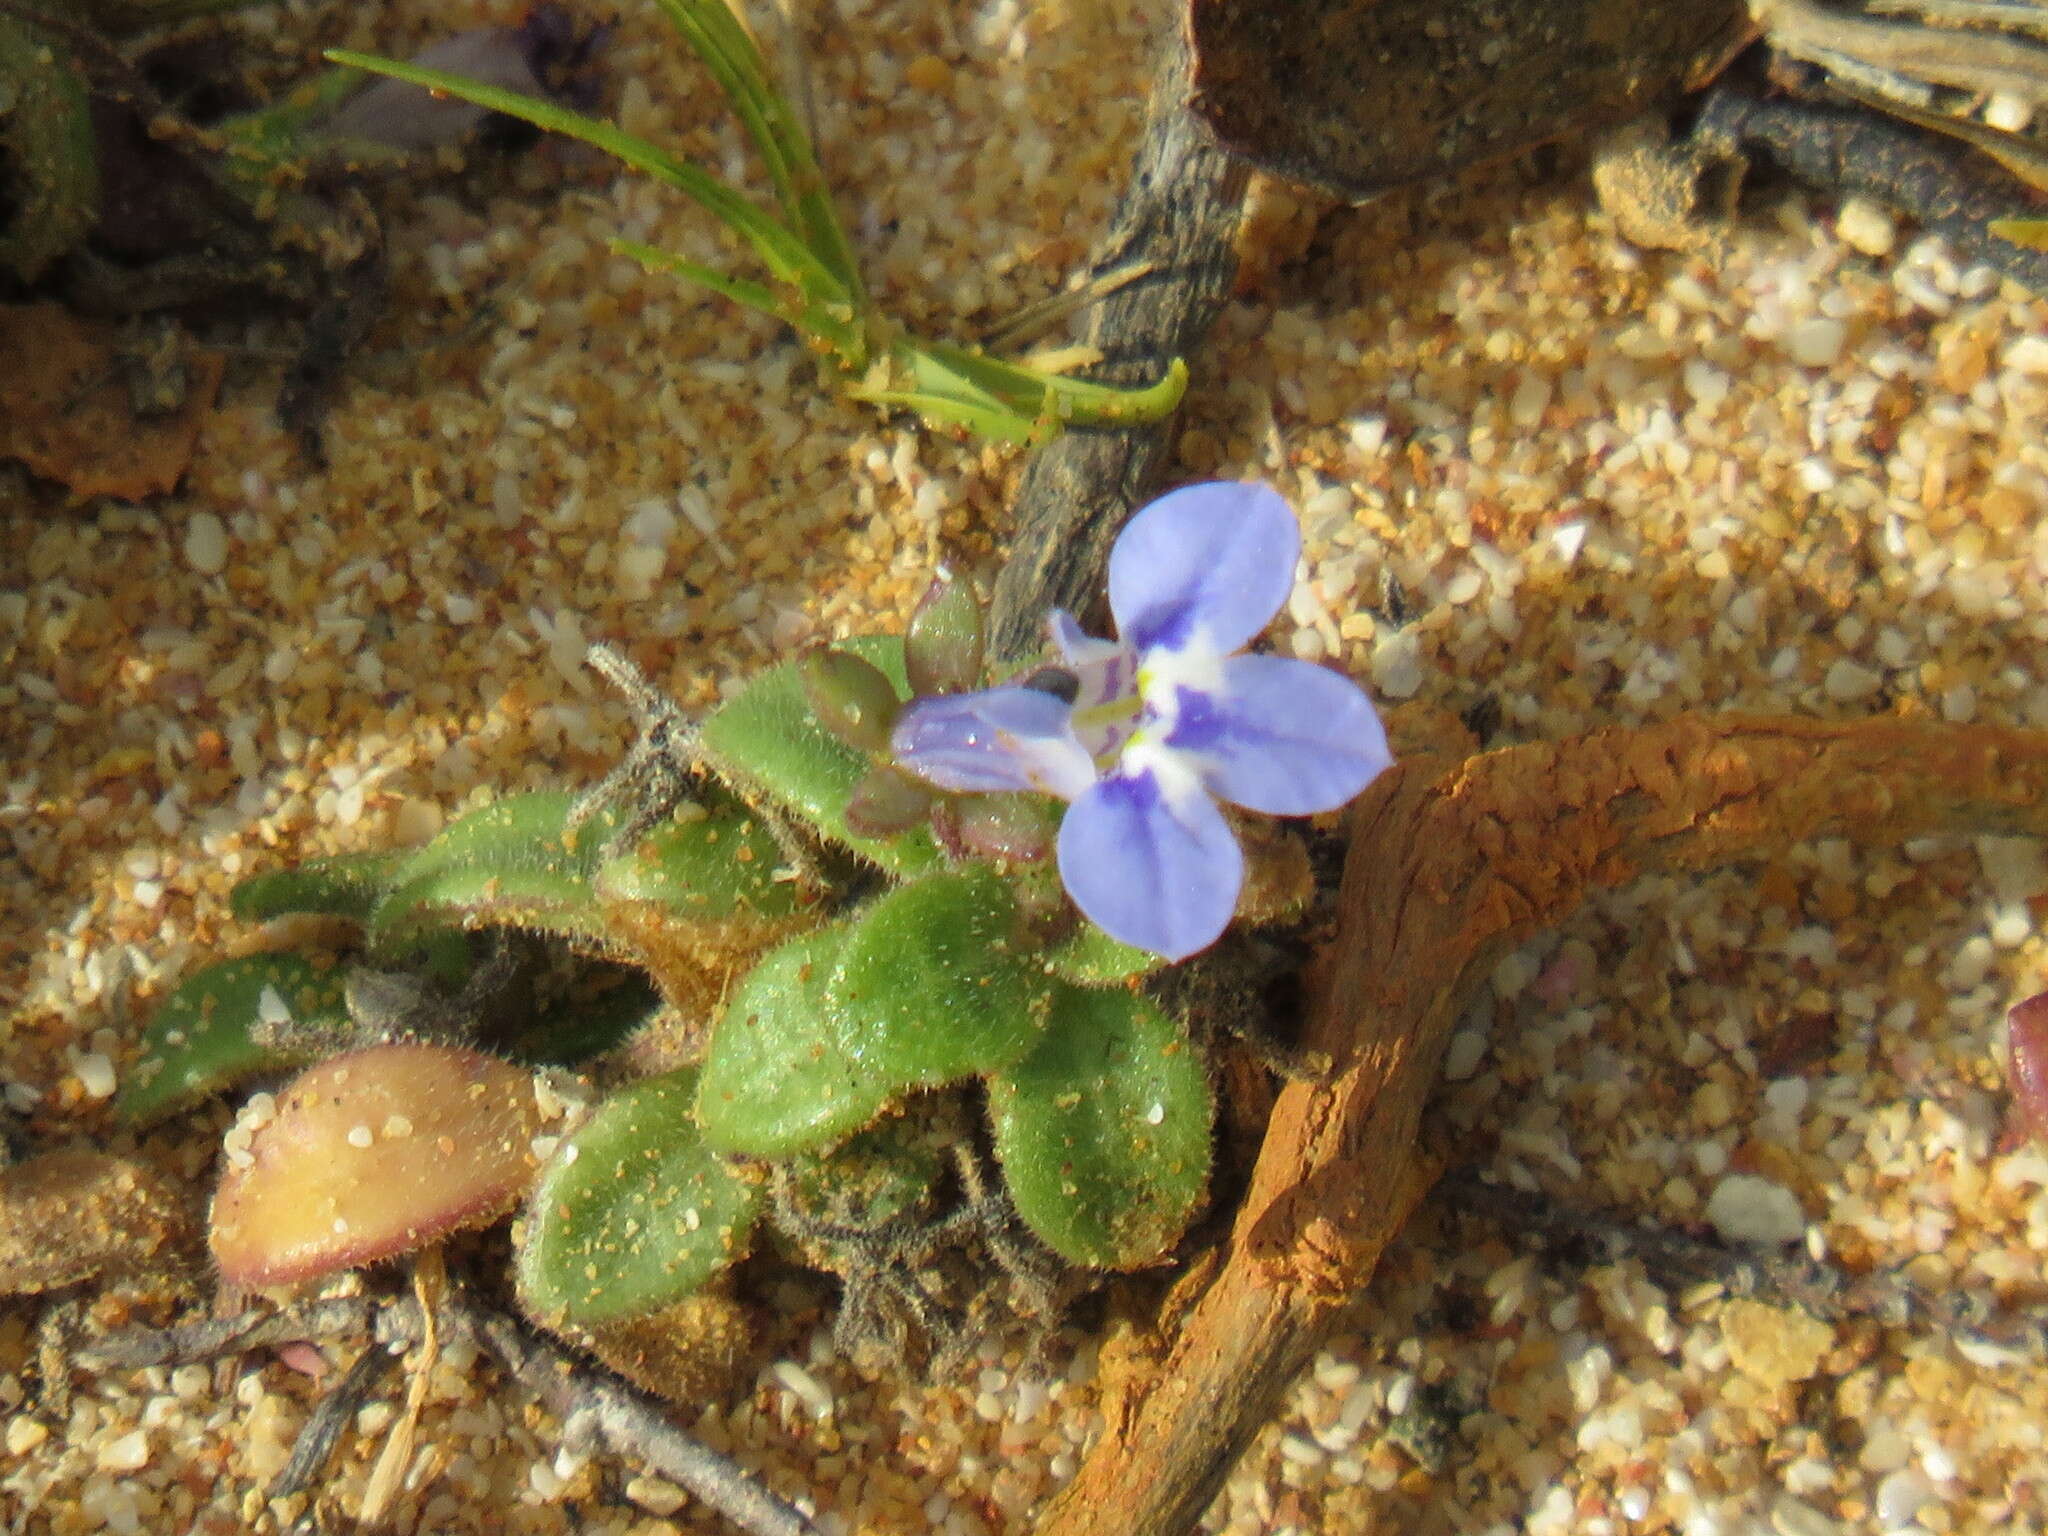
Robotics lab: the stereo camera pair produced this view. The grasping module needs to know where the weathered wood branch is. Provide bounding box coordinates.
[1035,713,2048,1536]
[987,22,1247,661]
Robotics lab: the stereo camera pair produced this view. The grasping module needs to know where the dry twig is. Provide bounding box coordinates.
[83,1286,817,1536]
[1440,1167,2048,1357]
[987,29,1247,661]
[1034,712,2048,1536]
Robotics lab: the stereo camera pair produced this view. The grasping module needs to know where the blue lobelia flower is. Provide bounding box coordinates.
[889,481,1394,960]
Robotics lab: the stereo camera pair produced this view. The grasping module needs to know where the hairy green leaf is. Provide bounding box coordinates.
[230,850,407,925]
[118,954,341,1126]
[368,793,623,953]
[989,983,1211,1269]
[519,1068,760,1325]
[697,635,939,876]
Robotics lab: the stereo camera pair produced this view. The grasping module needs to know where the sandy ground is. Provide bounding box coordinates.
[6,0,2048,1532]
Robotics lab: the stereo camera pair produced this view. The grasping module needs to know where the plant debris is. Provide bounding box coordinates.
[1038,711,2048,1536]
[1184,0,1755,201]
[0,302,222,497]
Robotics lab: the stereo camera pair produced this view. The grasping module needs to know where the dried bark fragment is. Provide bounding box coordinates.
[0,303,223,499]
[987,30,1248,662]
[0,1150,189,1294]
[1692,83,2048,294]
[1034,713,2048,1536]
[1186,0,1755,202]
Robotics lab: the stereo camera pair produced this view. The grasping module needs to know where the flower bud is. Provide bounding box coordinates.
[904,565,986,697]
[950,794,1056,863]
[844,766,936,838]
[797,646,902,754]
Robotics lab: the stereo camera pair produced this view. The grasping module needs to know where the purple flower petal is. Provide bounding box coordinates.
[892,687,1097,799]
[1167,655,1393,816]
[1107,482,1300,655]
[1046,611,1137,714]
[1057,771,1243,961]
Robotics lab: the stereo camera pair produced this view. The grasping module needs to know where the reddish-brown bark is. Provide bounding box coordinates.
[1037,714,2048,1536]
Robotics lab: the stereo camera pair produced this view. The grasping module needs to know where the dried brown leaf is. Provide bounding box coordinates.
[0,304,222,500]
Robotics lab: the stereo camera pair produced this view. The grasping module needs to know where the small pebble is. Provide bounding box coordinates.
[625,1475,687,1517]
[1836,199,1897,259]
[1875,1467,1935,1529]
[6,1416,49,1456]
[1824,659,1883,701]
[97,1429,150,1472]
[183,512,229,575]
[1705,1174,1806,1245]
[1784,317,1847,369]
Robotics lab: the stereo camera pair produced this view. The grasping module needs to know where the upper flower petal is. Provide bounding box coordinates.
[1056,770,1243,961]
[1107,482,1300,656]
[1165,654,1393,816]
[891,687,1098,800]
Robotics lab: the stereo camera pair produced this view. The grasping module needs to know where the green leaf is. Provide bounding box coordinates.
[368,793,623,954]
[0,18,100,283]
[697,635,940,876]
[519,1069,761,1326]
[595,799,812,1016]
[824,867,1045,1084]
[1041,925,1168,986]
[117,954,341,1126]
[230,850,407,925]
[696,869,1047,1157]
[988,983,1211,1269]
[693,926,868,1156]
[594,801,800,923]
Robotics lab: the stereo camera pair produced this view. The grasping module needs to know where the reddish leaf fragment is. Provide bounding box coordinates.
[0,304,222,500]
[210,1043,547,1287]
[2007,991,2048,1147]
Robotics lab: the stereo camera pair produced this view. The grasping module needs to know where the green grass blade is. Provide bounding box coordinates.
[611,237,865,367]
[849,340,1190,439]
[652,0,863,303]
[324,48,845,304]
[610,239,789,322]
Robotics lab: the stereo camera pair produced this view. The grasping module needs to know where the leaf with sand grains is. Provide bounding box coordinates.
[209,1043,546,1287]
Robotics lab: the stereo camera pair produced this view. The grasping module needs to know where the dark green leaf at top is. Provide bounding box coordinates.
[368,792,625,954]
[230,850,408,926]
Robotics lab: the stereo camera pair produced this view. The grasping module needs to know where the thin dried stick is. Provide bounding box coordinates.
[1439,1166,2048,1357]
[75,1297,376,1371]
[432,1287,819,1536]
[83,1286,816,1536]
[1034,713,2048,1536]
[268,1341,400,1500]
